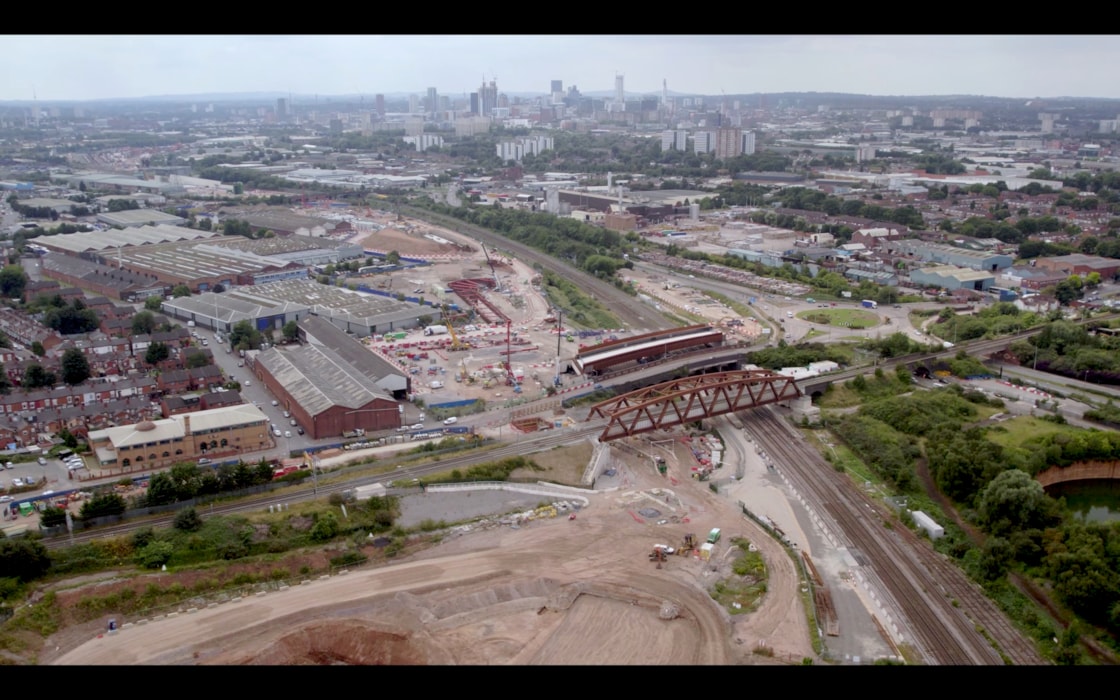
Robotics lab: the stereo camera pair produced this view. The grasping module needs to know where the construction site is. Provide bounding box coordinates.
[49,419,822,666]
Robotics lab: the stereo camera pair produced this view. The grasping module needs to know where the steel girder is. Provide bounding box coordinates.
[586,369,801,441]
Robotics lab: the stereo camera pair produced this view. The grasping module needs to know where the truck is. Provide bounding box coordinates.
[707,528,722,544]
[861,299,878,309]
[423,325,449,336]
[342,428,366,439]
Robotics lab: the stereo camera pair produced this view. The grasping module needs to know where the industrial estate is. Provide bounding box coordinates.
[1,67,1120,667]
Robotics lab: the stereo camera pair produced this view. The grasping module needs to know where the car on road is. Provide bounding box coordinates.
[443,417,458,425]
[284,430,292,438]
[272,428,282,437]
[4,462,12,470]
[244,379,251,387]
[271,400,279,406]
[0,495,12,503]
[409,423,423,430]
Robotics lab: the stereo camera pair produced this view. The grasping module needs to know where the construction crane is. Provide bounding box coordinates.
[447,322,470,352]
[480,243,500,292]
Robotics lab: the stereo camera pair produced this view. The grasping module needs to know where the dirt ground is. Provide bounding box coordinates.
[45,435,814,666]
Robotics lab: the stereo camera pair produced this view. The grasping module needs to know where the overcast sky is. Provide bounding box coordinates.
[4,35,1118,102]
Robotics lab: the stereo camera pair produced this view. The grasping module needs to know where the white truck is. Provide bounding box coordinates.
[423,325,449,336]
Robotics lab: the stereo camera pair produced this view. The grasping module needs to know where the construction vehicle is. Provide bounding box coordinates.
[447,322,470,352]
[655,456,667,475]
[678,533,697,556]
[649,546,668,568]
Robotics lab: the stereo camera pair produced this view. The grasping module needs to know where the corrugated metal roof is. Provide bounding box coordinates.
[256,345,393,415]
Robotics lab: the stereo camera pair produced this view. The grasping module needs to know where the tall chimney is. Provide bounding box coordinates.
[182,414,191,436]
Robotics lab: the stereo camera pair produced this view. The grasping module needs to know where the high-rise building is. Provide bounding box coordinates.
[715,127,743,160]
[409,94,420,114]
[741,131,756,156]
[470,93,480,115]
[551,80,562,94]
[693,131,713,154]
[614,74,625,111]
[276,97,289,120]
[479,80,498,117]
[375,94,385,116]
[426,87,439,116]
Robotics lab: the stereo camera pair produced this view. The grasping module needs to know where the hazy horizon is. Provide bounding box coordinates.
[4,35,1120,103]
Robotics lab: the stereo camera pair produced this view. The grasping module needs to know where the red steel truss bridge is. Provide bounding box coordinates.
[586,369,801,441]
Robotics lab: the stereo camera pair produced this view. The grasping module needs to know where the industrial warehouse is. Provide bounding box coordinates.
[160,279,438,337]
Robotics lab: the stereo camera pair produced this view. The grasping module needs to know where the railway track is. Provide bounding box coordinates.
[400,206,668,331]
[745,406,1045,665]
[43,423,607,550]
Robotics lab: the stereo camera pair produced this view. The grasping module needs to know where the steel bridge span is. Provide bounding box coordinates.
[586,369,801,441]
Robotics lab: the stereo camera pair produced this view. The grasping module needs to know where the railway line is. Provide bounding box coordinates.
[42,423,607,551]
[745,406,1044,665]
[400,205,668,331]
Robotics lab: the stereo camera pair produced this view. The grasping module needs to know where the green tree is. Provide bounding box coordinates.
[21,363,56,389]
[145,341,170,366]
[170,285,192,298]
[79,492,127,521]
[131,311,157,336]
[173,506,203,533]
[39,506,68,528]
[0,266,28,299]
[136,541,174,569]
[386,250,401,265]
[310,513,340,542]
[30,341,45,357]
[185,351,211,369]
[60,348,91,385]
[0,537,51,582]
[282,320,299,343]
[978,469,1058,537]
[229,320,262,350]
[144,295,163,311]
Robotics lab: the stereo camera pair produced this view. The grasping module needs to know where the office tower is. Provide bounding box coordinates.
[426,87,439,116]
[614,73,625,111]
[479,79,498,117]
[470,93,480,115]
[409,94,419,114]
[551,80,562,94]
[375,94,385,116]
[276,97,289,120]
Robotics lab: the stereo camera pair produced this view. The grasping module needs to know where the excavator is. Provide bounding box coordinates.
[678,533,697,557]
[649,547,668,568]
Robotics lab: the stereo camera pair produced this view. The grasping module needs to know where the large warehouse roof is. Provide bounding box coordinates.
[37,225,221,253]
[255,344,394,415]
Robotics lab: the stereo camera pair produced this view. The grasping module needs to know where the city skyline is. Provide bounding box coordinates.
[3,35,1120,103]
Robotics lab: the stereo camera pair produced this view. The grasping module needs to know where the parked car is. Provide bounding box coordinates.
[443,417,458,425]
[37,457,47,465]
[296,427,305,435]
[271,400,279,406]
[409,423,423,430]
[284,430,292,438]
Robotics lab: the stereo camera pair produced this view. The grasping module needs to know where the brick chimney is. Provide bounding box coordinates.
[182,414,191,436]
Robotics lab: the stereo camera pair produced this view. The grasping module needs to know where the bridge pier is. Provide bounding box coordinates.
[788,395,819,423]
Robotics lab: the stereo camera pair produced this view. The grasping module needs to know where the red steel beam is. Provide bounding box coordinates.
[587,370,801,441]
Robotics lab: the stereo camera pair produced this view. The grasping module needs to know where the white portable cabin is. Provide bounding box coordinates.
[911,510,944,540]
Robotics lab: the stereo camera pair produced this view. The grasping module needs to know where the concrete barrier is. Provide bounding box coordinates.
[255,591,267,597]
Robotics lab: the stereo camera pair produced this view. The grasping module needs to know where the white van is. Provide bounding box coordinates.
[443,416,458,425]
